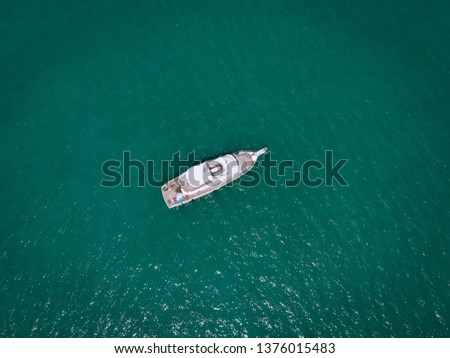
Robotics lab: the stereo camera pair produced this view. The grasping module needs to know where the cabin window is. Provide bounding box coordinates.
[209,164,223,176]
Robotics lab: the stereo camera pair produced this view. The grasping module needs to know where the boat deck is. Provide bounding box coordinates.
[161,178,181,208]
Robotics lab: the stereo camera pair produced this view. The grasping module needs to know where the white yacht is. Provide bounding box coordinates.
[161,148,267,208]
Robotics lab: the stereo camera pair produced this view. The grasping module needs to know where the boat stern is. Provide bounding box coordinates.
[161,179,183,208]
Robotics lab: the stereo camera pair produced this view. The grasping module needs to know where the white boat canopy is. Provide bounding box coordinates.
[185,162,211,188]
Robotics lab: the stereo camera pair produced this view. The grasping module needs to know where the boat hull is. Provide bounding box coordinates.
[161,148,267,208]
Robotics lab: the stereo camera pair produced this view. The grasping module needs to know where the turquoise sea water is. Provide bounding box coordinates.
[1,0,449,337]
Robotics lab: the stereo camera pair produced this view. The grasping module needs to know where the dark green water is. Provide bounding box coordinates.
[1,0,449,337]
